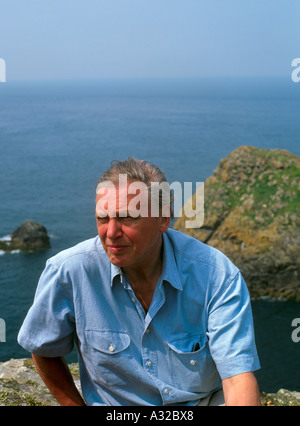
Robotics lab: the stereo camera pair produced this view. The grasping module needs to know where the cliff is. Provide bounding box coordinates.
[0,359,299,406]
[174,146,300,301]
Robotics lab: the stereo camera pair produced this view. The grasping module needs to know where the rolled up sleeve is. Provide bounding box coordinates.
[207,271,261,379]
[18,260,75,357]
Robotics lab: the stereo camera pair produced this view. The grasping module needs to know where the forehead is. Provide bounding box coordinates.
[96,182,149,217]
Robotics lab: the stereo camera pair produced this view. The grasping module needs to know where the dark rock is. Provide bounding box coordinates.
[0,241,10,251]
[1,220,51,252]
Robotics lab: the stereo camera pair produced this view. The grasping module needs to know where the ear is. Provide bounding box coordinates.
[159,215,170,234]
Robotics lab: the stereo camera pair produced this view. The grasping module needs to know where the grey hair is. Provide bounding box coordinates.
[96,157,174,218]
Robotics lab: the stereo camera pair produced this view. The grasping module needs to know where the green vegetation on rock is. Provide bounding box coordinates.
[0,358,81,406]
[174,146,300,300]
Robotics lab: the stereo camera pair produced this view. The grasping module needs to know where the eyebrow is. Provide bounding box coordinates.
[96,210,137,218]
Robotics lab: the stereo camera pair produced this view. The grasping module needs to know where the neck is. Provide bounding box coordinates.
[123,247,163,290]
[122,238,164,311]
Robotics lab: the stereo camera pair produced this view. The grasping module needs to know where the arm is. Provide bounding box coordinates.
[32,354,86,406]
[222,372,261,406]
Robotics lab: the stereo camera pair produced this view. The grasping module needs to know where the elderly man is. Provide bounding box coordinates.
[18,157,261,406]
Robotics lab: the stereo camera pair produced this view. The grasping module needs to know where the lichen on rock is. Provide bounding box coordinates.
[260,389,300,406]
[0,358,80,406]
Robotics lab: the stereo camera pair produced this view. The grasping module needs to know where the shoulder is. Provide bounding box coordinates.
[165,228,239,282]
[48,236,106,271]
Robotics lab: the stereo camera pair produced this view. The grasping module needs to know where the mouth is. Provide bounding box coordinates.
[107,245,129,254]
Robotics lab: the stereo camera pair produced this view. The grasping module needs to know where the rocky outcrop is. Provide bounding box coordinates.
[0,220,50,252]
[174,146,300,301]
[260,389,300,406]
[0,359,299,406]
[0,358,80,406]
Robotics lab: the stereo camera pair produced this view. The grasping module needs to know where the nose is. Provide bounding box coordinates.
[106,218,123,240]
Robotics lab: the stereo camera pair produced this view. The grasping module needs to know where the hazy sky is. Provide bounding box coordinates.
[0,0,299,81]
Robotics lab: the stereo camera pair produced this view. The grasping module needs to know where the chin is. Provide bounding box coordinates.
[108,254,129,268]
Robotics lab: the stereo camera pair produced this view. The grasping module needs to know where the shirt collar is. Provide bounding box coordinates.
[161,231,183,291]
[111,264,127,288]
[110,231,183,291]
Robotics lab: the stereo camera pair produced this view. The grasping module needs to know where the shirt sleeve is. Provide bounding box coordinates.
[207,270,261,380]
[17,259,75,357]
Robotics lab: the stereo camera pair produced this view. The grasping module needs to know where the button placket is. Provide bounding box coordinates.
[126,287,146,321]
[142,327,155,378]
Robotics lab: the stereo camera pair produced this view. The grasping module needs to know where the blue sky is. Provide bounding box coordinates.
[0,0,299,81]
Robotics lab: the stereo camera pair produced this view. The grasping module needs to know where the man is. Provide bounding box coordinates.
[18,157,261,406]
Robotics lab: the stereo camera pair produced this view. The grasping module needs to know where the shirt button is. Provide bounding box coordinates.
[190,360,196,366]
[147,361,152,367]
[131,297,136,303]
[145,328,150,334]
[164,388,169,394]
[109,345,114,352]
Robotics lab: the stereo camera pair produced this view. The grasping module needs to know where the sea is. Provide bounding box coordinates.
[0,77,299,393]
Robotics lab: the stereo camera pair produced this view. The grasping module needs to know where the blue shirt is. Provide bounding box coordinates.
[18,229,260,406]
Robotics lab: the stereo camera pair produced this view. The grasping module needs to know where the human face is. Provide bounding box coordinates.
[95,183,170,271]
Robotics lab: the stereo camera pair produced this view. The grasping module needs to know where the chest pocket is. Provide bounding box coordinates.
[167,334,221,394]
[85,330,131,387]
[86,330,130,355]
[86,330,130,354]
